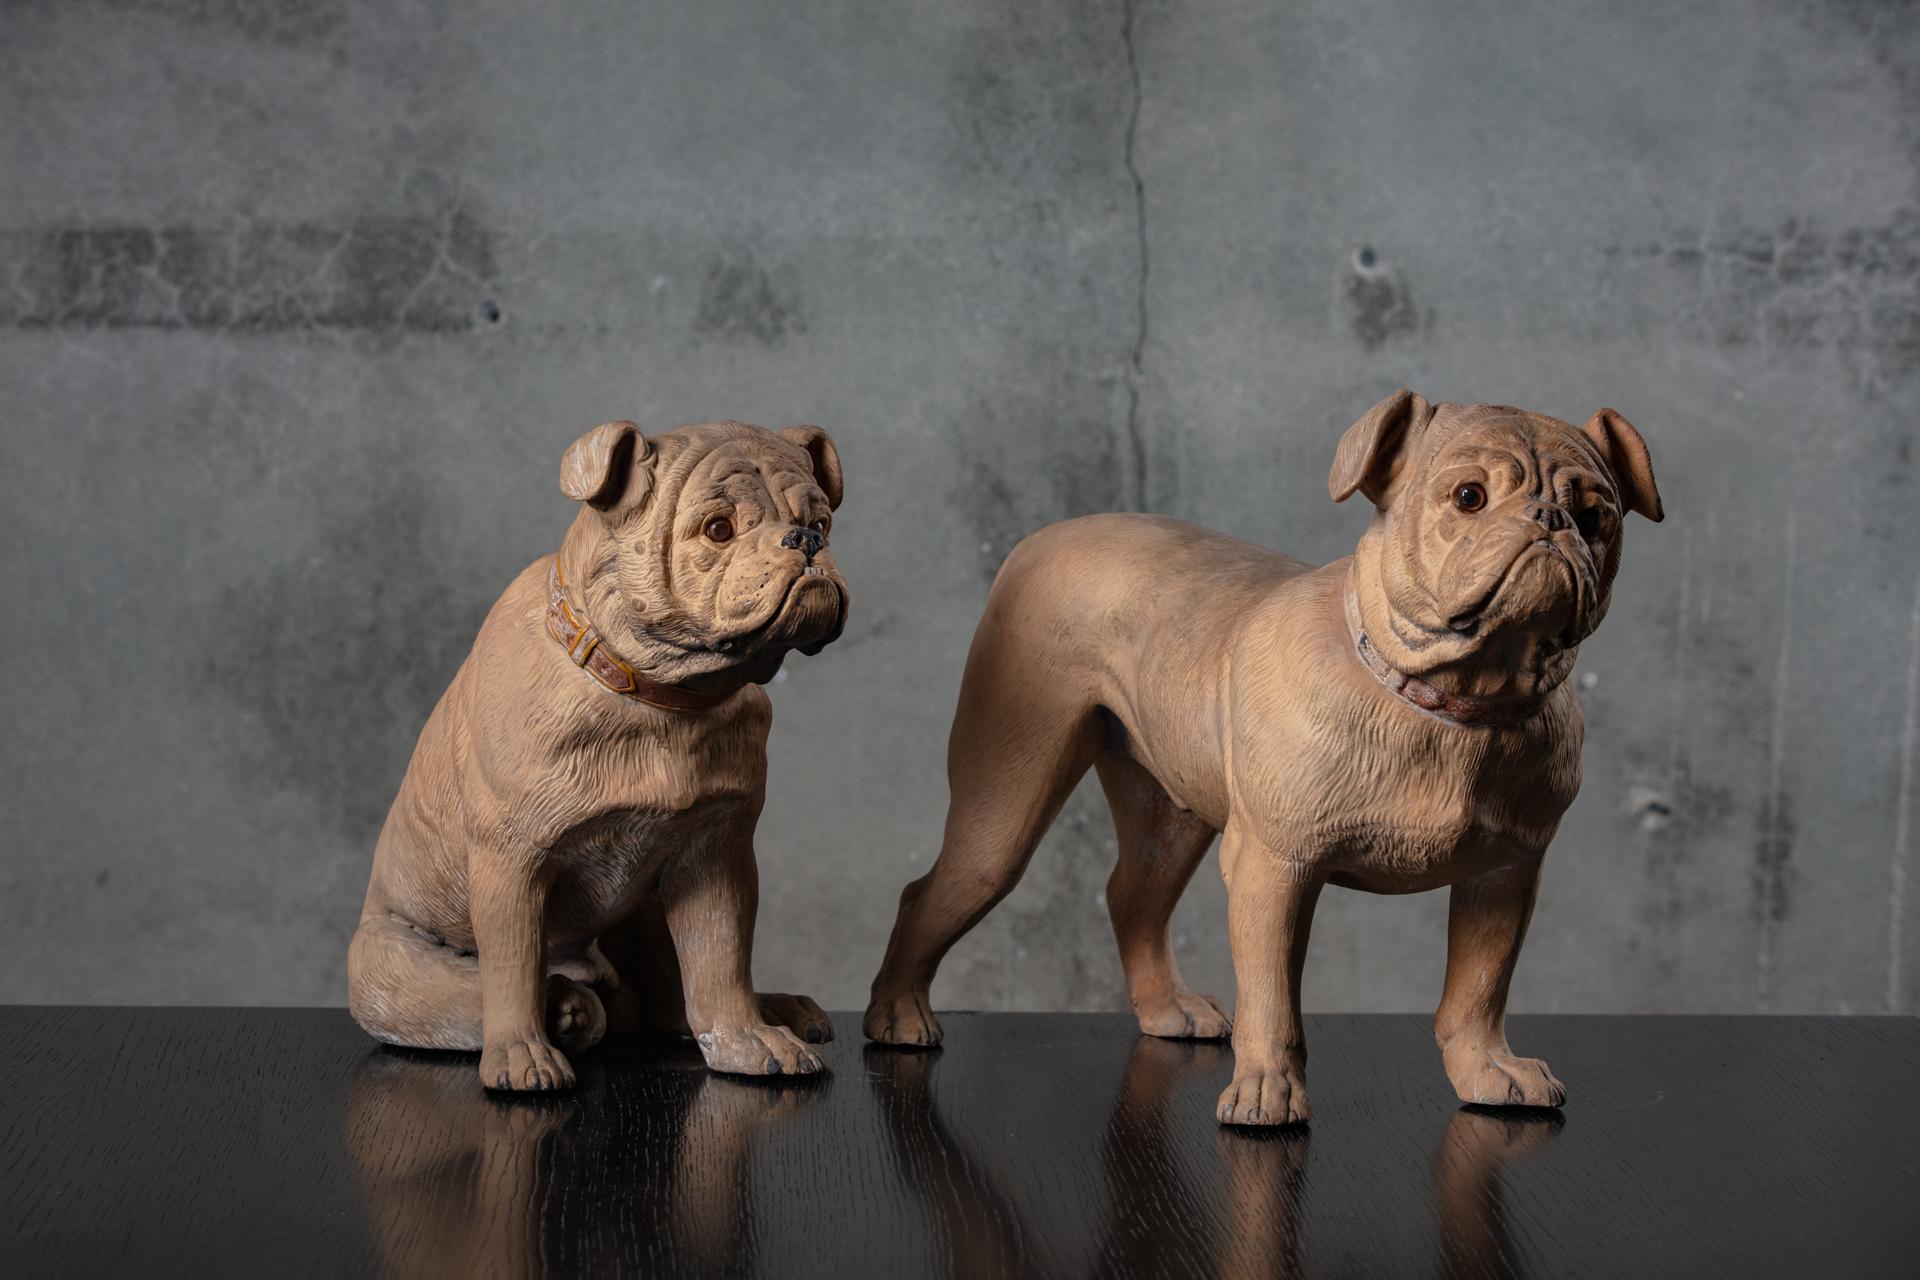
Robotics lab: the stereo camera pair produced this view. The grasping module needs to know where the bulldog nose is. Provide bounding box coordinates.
[1524,502,1569,533]
[780,526,825,561]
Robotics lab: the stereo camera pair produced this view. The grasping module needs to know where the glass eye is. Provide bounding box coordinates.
[808,517,830,536]
[704,516,735,543]
[1575,507,1603,539]
[1454,482,1487,513]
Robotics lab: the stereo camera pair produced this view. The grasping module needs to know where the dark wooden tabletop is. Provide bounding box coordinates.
[3,1008,1916,1278]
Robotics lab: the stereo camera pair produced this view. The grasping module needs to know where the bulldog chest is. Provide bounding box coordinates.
[1324,811,1544,892]
[541,795,754,937]
[531,699,771,938]
[1280,724,1574,891]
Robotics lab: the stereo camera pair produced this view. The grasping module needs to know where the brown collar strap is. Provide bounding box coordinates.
[546,559,736,712]
[1344,588,1547,728]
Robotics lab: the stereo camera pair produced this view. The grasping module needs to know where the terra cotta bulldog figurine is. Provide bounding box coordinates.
[350,419,849,1091]
[865,390,1661,1125]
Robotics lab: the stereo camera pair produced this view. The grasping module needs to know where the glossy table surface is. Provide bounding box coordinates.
[3,1008,1916,1278]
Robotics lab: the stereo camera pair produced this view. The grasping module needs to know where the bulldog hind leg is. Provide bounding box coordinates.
[865,684,1100,1047]
[347,914,606,1055]
[1094,750,1230,1040]
[349,914,486,1052]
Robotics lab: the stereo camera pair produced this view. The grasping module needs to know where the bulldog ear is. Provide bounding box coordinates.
[559,420,655,512]
[778,424,844,510]
[1581,408,1664,522]
[1329,388,1432,506]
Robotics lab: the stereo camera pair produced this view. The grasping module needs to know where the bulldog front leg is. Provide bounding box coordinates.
[1217,827,1323,1126]
[1434,860,1565,1108]
[659,844,825,1077]
[473,856,574,1091]
[597,897,834,1044]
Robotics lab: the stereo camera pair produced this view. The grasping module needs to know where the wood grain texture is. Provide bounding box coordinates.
[3,1009,1916,1277]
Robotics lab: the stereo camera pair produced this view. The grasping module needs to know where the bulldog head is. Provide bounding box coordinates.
[1331,389,1662,701]
[557,419,850,691]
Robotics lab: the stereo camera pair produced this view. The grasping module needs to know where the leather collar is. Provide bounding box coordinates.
[546,558,737,712]
[1344,586,1549,728]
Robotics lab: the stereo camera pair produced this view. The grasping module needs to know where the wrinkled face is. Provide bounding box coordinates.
[1332,390,1661,696]
[657,437,848,662]
[1387,411,1622,652]
[561,420,849,687]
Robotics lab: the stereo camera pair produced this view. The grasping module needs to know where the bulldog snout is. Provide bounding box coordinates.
[1523,502,1569,533]
[780,526,825,561]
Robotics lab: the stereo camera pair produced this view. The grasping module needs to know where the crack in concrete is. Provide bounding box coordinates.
[1120,0,1150,512]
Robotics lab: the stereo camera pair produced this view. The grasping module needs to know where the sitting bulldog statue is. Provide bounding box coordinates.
[350,419,849,1091]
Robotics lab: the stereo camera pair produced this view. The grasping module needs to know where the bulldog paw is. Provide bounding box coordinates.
[1134,989,1233,1040]
[758,992,835,1044]
[1217,1060,1311,1127]
[1448,1051,1566,1108]
[862,989,942,1048]
[480,1036,575,1092]
[546,975,607,1053]
[696,1023,825,1076]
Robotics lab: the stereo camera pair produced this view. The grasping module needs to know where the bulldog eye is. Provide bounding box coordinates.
[1453,482,1487,513]
[703,516,735,543]
[808,517,830,536]
[1575,507,1603,540]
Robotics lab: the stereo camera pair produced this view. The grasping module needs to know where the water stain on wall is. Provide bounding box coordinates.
[1601,210,1920,389]
[1819,0,1920,147]
[1753,784,1796,927]
[939,0,1144,597]
[199,463,488,853]
[1344,246,1428,349]
[0,213,502,336]
[691,252,804,346]
[1632,752,1737,921]
[952,390,1128,588]
[948,0,1122,200]
[95,0,349,48]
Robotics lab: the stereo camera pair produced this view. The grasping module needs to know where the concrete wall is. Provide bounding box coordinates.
[4,0,1916,1016]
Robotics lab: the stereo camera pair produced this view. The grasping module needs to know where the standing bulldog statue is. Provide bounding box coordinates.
[350,419,849,1091]
[866,390,1662,1125]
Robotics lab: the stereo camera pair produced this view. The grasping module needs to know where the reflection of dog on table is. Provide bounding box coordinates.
[1097,1038,1311,1279]
[344,1050,578,1280]
[344,1046,822,1278]
[868,390,1662,1125]
[864,1046,1032,1278]
[350,419,849,1091]
[867,1026,1561,1276]
[1432,1106,1564,1279]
